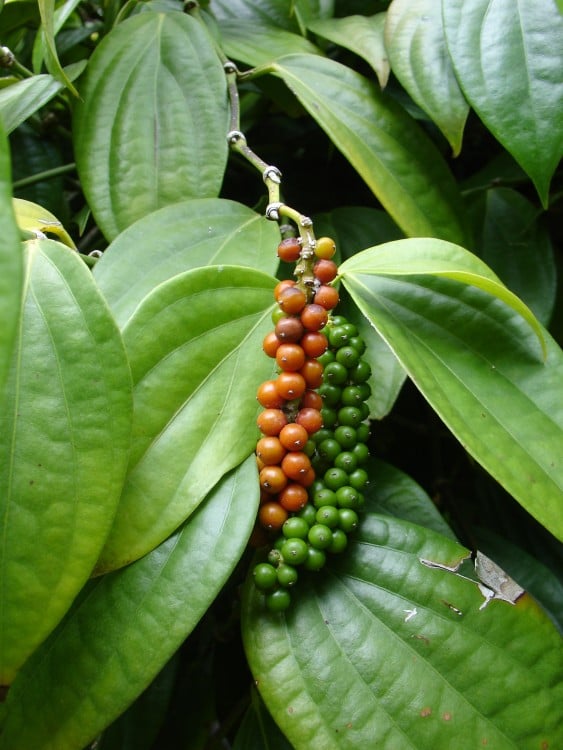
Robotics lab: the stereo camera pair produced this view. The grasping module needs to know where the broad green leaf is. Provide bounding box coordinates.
[308,14,390,88]
[210,0,299,31]
[0,458,258,750]
[442,0,563,207]
[339,240,563,540]
[339,237,545,355]
[218,19,322,66]
[12,197,76,248]
[0,122,22,401]
[93,198,280,328]
[243,513,563,749]
[96,266,276,572]
[265,54,469,244]
[292,0,334,34]
[367,458,457,540]
[314,206,406,418]
[0,61,86,133]
[0,239,132,686]
[385,0,469,155]
[73,12,229,241]
[35,0,79,95]
[480,187,556,326]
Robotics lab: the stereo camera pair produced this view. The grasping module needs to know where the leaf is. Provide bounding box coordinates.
[480,187,556,326]
[0,239,132,686]
[442,0,563,207]
[0,458,258,750]
[72,12,229,241]
[32,0,83,77]
[265,54,470,244]
[308,14,390,88]
[96,266,276,572]
[385,0,469,155]
[339,239,563,540]
[0,122,22,401]
[242,513,563,749]
[36,0,79,95]
[12,197,76,248]
[234,688,294,750]
[93,198,280,329]
[210,0,299,31]
[0,62,86,133]
[217,19,322,67]
[367,458,457,540]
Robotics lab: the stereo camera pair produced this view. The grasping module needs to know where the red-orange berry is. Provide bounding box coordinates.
[259,501,288,530]
[279,422,309,451]
[256,436,286,465]
[313,259,338,284]
[301,331,328,358]
[257,379,285,409]
[274,279,296,301]
[281,451,312,481]
[301,304,328,331]
[275,371,307,400]
[301,389,323,410]
[314,285,339,310]
[278,483,308,512]
[257,409,288,436]
[295,407,323,434]
[262,331,281,358]
[300,358,324,388]
[259,465,288,494]
[277,237,302,262]
[278,286,307,315]
[276,343,306,372]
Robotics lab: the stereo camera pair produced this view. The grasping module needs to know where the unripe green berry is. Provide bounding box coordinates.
[265,588,292,612]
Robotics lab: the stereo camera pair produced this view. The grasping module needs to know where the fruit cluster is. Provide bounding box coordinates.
[251,236,372,612]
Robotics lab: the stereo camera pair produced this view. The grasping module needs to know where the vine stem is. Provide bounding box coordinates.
[223,60,319,295]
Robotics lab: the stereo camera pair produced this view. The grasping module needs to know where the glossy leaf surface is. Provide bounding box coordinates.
[93,198,280,328]
[0,123,22,401]
[480,187,556,326]
[96,266,275,572]
[73,12,229,241]
[385,0,469,154]
[0,239,132,685]
[0,62,85,133]
[267,54,469,244]
[0,458,258,750]
[308,14,390,88]
[340,239,563,540]
[211,0,299,31]
[243,512,563,749]
[218,19,322,66]
[442,0,563,206]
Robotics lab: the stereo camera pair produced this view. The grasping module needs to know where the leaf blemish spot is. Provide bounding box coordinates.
[442,712,452,721]
[420,707,432,718]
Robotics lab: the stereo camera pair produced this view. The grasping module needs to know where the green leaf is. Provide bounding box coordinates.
[210,0,299,31]
[0,458,258,750]
[93,198,280,329]
[0,62,86,133]
[367,458,457,540]
[218,19,322,66]
[243,513,563,749]
[385,0,469,155]
[234,689,294,750]
[266,54,470,244]
[0,121,22,403]
[480,187,556,326]
[73,12,229,241]
[442,0,563,207]
[308,14,390,88]
[96,266,276,572]
[35,0,79,95]
[0,239,132,686]
[12,197,76,248]
[339,239,563,540]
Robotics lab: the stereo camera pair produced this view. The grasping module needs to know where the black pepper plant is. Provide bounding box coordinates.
[0,1,562,748]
